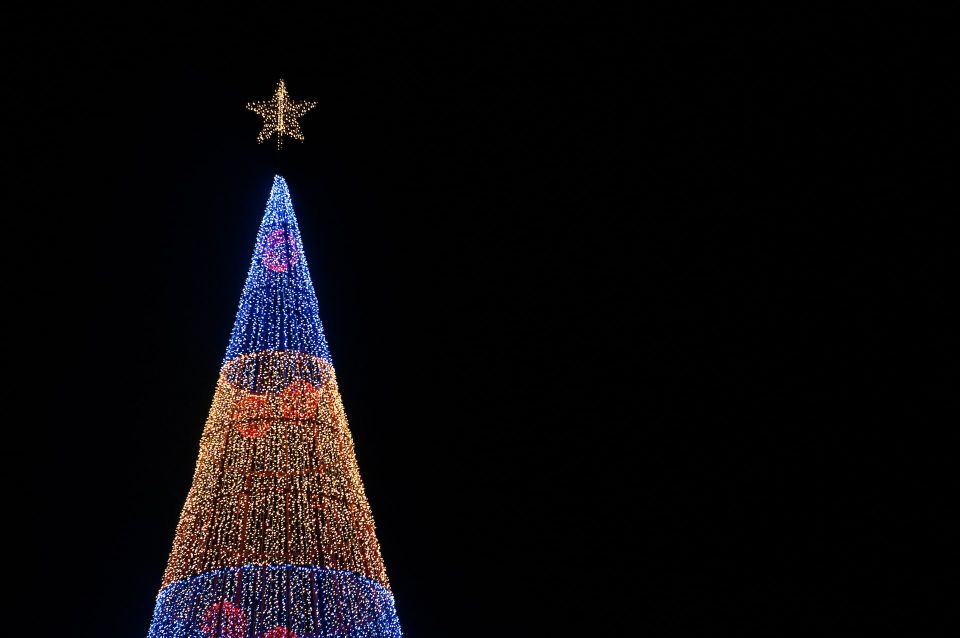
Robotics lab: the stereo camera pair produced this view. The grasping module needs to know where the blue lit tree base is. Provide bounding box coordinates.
[147,565,402,638]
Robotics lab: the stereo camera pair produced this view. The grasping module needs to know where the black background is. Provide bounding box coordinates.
[12,6,952,635]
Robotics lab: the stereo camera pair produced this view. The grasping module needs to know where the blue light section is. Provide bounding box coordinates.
[147,565,402,638]
[225,176,332,365]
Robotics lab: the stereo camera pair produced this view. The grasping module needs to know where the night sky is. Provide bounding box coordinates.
[16,7,950,635]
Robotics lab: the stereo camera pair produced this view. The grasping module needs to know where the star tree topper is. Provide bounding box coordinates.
[247,79,317,148]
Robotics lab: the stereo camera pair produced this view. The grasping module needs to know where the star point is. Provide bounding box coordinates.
[247,79,317,149]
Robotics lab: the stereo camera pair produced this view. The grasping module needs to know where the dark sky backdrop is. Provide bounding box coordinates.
[14,6,950,635]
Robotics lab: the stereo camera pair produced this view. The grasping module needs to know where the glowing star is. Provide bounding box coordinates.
[246,80,317,148]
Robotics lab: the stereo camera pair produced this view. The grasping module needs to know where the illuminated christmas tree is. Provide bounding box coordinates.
[147,176,402,638]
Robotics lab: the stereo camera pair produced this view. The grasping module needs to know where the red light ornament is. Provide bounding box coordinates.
[199,601,247,638]
[263,229,298,273]
[231,393,274,438]
[280,380,321,420]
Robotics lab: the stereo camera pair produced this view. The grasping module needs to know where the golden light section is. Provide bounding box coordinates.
[162,351,389,590]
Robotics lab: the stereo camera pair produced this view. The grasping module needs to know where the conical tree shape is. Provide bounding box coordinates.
[147,176,402,638]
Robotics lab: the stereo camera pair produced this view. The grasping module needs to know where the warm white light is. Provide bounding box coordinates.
[247,80,317,148]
